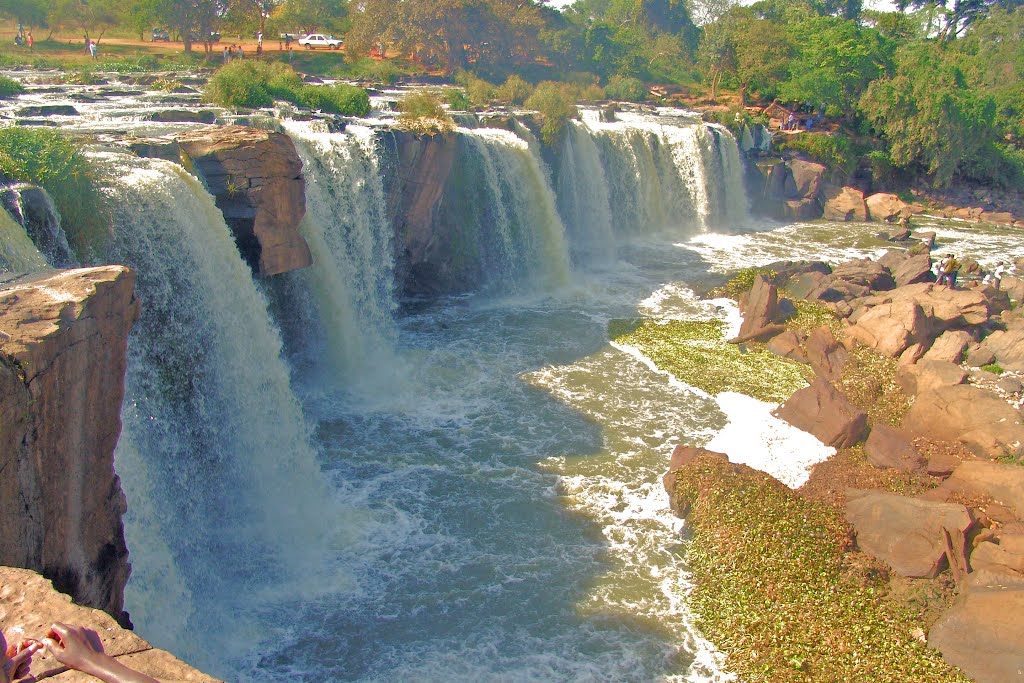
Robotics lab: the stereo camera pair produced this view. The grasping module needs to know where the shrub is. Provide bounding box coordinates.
[981,363,1004,375]
[524,81,579,146]
[709,267,777,300]
[604,75,646,102]
[206,61,370,115]
[396,91,455,135]
[497,75,533,105]
[443,88,472,111]
[0,75,24,98]
[353,59,400,85]
[299,84,371,116]
[0,128,110,260]
[62,69,105,86]
[776,131,860,182]
[578,83,606,103]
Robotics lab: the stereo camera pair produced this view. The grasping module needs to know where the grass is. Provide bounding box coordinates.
[396,91,455,136]
[670,454,970,682]
[0,127,110,261]
[836,346,912,427]
[709,267,777,300]
[610,318,810,403]
[0,74,24,97]
[980,363,1004,375]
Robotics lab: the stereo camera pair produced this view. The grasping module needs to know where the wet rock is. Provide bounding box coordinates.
[980,211,1015,225]
[783,197,821,220]
[845,489,973,578]
[0,184,77,267]
[143,109,217,124]
[16,105,79,117]
[775,378,869,449]
[788,159,826,199]
[663,447,729,516]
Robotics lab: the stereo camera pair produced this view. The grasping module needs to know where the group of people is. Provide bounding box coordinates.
[222,43,245,62]
[83,36,98,59]
[12,28,32,50]
[934,254,1010,289]
[2,623,158,683]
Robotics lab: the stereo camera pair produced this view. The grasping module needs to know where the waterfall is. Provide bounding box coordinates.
[279,120,399,388]
[0,184,77,268]
[451,127,571,291]
[556,114,749,247]
[557,122,616,267]
[100,153,352,673]
[0,206,47,274]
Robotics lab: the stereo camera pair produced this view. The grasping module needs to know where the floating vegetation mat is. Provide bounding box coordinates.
[610,318,810,403]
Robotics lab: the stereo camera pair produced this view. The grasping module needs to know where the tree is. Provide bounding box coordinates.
[0,0,47,28]
[894,0,1023,40]
[777,17,892,114]
[129,0,231,53]
[859,41,998,186]
[955,7,1024,138]
[273,0,346,34]
[706,7,793,104]
[48,0,121,42]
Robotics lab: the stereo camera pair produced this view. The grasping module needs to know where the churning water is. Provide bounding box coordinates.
[6,93,1020,681]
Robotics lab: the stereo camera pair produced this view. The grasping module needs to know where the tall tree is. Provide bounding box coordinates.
[0,0,47,28]
[48,0,121,41]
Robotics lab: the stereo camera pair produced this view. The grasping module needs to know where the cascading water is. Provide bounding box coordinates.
[0,206,46,274]
[557,114,749,247]
[100,153,356,676]
[277,120,400,388]
[448,127,571,291]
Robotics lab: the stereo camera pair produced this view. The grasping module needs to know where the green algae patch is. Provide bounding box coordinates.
[610,318,809,403]
[672,455,970,683]
[710,267,777,301]
[837,346,912,428]
[786,299,845,338]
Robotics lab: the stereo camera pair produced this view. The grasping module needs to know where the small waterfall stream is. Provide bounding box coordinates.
[0,207,46,274]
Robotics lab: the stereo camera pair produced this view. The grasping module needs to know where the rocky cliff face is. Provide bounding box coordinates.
[1,566,223,682]
[0,267,139,626]
[132,126,312,278]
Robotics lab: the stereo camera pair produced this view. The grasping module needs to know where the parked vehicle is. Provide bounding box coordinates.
[152,28,170,42]
[297,34,342,50]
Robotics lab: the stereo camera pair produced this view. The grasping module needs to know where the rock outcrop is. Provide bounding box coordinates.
[902,384,1024,459]
[0,268,139,626]
[0,566,223,682]
[173,126,311,277]
[774,378,869,449]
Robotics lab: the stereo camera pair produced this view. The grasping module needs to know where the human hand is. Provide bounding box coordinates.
[42,623,106,677]
[2,635,43,683]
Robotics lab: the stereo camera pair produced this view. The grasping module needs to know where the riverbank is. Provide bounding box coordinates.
[661,249,1024,681]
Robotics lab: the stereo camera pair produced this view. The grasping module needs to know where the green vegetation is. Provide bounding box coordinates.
[785,299,844,338]
[981,363,1004,375]
[0,127,109,260]
[204,61,369,115]
[396,91,455,136]
[611,318,809,403]
[837,346,912,427]
[0,75,24,98]
[709,267,777,300]
[604,75,646,102]
[775,132,862,182]
[673,454,970,682]
[524,81,579,146]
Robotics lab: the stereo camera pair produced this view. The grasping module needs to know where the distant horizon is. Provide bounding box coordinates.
[543,0,899,12]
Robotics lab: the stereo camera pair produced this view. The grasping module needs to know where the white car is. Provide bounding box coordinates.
[298,34,342,50]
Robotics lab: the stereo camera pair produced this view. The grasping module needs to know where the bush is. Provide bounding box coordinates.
[353,59,400,85]
[579,83,606,103]
[442,88,472,111]
[524,81,579,146]
[604,75,646,102]
[776,131,860,182]
[206,61,370,115]
[0,128,110,260]
[0,75,24,98]
[396,91,455,135]
[497,74,533,105]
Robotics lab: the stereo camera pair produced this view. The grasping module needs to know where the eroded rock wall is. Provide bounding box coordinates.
[0,267,139,626]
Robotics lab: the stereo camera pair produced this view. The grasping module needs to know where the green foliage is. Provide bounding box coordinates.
[524,81,579,146]
[777,16,892,114]
[62,69,105,85]
[838,346,912,426]
[611,318,809,403]
[497,74,533,105]
[0,75,24,98]
[710,267,777,300]
[981,363,1004,374]
[454,72,497,108]
[442,87,472,111]
[396,91,456,136]
[578,83,606,102]
[351,58,402,85]
[604,74,646,102]
[859,41,999,187]
[672,455,970,682]
[776,132,860,181]
[206,61,370,116]
[0,128,109,260]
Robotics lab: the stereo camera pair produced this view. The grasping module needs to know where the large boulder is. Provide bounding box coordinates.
[864,424,925,472]
[921,330,972,364]
[783,197,822,220]
[737,274,788,339]
[0,566,223,682]
[941,461,1024,519]
[895,360,966,396]
[865,193,911,222]
[175,126,311,277]
[845,300,928,357]
[0,268,139,626]
[890,253,935,287]
[788,159,826,199]
[970,533,1024,577]
[805,325,848,381]
[1000,274,1024,303]
[775,378,869,449]
[822,185,867,222]
[980,328,1024,372]
[902,384,1024,459]
[928,585,1024,683]
[845,489,973,578]
[830,258,895,292]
